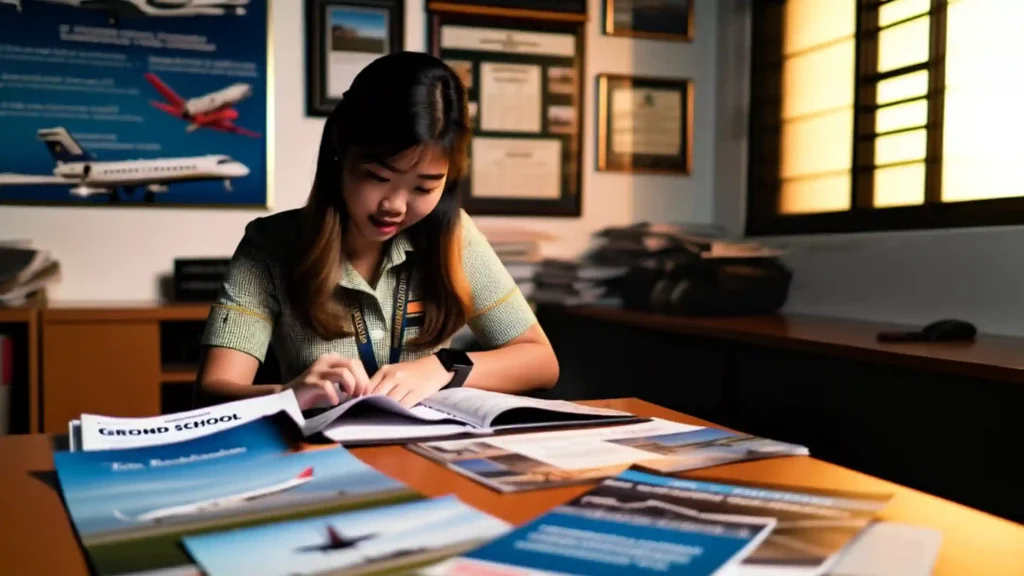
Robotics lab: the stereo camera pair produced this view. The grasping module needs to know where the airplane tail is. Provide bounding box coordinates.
[112,509,136,523]
[36,127,93,164]
[144,72,185,109]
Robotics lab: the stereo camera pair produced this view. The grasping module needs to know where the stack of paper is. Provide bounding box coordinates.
[0,242,60,306]
[53,413,510,576]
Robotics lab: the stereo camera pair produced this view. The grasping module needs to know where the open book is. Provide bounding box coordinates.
[70,388,642,451]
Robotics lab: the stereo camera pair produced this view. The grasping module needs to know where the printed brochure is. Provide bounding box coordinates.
[53,416,417,576]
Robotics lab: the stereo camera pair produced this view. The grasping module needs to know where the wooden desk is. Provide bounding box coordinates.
[1,398,1021,576]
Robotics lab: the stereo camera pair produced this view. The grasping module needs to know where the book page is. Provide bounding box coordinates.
[300,393,466,435]
[421,388,631,429]
[320,414,483,444]
[78,390,303,451]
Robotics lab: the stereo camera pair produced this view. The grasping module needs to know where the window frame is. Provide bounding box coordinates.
[745,0,1024,237]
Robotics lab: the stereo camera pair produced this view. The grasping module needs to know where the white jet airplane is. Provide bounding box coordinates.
[113,467,314,523]
[0,127,249,202]
[35,0,250,17]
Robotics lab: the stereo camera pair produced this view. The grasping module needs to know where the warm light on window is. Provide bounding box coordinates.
[879,0,931,27]
[875,129,927,165]
[782,40,855,119]
[778,0,856,215]
[876,71,929,105]
[876,99,929,134]
[874,162,926,207]
[781,174,852,214]
[877,16,930,73]
[942,0,1024,202]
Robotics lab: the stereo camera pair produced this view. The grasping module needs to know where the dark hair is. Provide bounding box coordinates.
[290,51,473,348]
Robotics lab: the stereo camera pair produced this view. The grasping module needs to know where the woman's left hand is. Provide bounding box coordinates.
[367,355,452,408]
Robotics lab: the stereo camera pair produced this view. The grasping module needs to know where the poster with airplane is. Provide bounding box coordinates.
[0,0,268,207]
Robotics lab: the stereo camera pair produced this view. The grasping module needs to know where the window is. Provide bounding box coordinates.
[746,0,1024,236]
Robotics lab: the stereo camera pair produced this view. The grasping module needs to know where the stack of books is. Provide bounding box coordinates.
[0,242,60,307]
[477,224,557,301]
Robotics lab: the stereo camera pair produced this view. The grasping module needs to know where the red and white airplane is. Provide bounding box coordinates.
[114,467,314,523]
[145,72,260,138]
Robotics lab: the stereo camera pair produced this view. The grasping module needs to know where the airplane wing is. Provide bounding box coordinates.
[144,73,185,109]
[0,173,66,186]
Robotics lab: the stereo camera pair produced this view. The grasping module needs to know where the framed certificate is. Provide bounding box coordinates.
[597,74,693,174]
[305,0,405,117]
[428,9,585,217]
[604,0,693,42]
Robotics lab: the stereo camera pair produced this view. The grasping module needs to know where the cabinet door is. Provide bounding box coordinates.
[42,321,161,434]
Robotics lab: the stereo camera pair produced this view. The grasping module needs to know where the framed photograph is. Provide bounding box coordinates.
[426,0,587,16]
[597,74,693,174]
[306,0,404,117]
[428,10,585,217]
[604,0,693,41]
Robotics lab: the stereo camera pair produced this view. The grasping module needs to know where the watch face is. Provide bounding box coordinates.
[439,348,473,368]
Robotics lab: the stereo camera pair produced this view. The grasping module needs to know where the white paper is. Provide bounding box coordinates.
[826,522,942,576]
[478,418,703,469]
[480,62,542,133]
[471,137,562,200]
[78,390,303,451]
[321,414,484,444]
[300,393,465,436]
[440,25,576,58]
[422,388,631,430]
[611,86,683,156]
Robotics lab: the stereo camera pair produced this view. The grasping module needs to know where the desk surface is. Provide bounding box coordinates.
[554,306,1024,384]
[2,398,1021,575]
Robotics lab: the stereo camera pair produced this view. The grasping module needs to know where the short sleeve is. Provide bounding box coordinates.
[200,219,279,362]
[459,210,537,348]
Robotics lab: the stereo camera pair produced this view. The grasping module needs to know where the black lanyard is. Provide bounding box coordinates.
[350,263,410,378]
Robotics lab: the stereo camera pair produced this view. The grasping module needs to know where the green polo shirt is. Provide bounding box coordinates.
[200,208,536,383]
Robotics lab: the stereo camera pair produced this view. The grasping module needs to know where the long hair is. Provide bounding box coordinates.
[289,51,473,348]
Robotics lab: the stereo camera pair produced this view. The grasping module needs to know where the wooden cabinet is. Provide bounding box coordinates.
[39,302,210,434]
[0,306,40,434]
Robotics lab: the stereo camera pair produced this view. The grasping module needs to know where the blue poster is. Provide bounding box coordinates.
[0,0,268,207]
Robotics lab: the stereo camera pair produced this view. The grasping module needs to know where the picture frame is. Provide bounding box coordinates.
[305,0,405,117]
[427,9,585,217]
[426,0,587,15]
[603,0,693,42]
[597,74,693,174]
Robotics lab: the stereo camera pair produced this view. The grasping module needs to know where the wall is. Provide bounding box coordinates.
[711,1,1024,337]
[0,0,719,302]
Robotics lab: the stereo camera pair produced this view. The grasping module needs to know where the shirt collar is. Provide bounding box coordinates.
[338,232,415,293]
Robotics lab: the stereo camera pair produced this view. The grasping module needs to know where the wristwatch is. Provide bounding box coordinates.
[435,348,473,389]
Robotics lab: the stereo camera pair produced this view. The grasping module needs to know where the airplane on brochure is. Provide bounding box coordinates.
[34,0,250,17]
[113,467,315,524]
[0,127,250,202]
[145,72,260,137]
[297,525,377,553]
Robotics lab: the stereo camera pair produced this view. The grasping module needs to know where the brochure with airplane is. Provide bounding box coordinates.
[52,416,418,576]
[408,418,810,493]
[420,469,780,576]
[71,388,641,451]
[182,494,511,576]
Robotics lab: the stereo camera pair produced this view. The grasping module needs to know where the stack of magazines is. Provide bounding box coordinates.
[53,390,939,576]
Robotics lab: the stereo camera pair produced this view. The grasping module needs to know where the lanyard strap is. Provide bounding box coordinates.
[350,263,411,378]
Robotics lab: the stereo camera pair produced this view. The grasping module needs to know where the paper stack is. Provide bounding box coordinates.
[0,241,60,307]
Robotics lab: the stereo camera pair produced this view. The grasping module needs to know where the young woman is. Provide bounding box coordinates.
[194,52,559,410]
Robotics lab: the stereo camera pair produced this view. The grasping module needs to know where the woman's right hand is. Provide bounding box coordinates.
[284,353,371,410]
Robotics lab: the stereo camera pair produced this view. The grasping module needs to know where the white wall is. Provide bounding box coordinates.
[0,0,718,302]
[711,1,1024,337]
